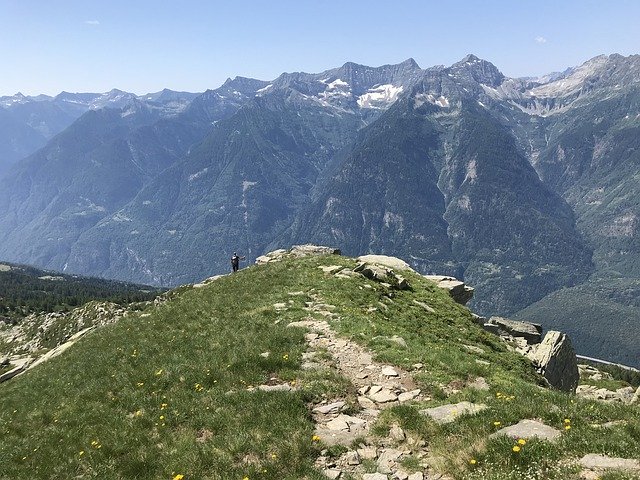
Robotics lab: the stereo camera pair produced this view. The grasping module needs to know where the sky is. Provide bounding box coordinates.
[1,0,639,97]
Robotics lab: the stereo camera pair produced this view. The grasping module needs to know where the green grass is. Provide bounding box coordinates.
[0,254,639,479]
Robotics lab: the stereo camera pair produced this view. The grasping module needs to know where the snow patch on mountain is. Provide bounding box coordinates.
[357,84,403,109]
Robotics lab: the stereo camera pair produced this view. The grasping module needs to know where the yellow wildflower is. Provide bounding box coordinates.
[173,475,184,480]
[493,421,501,427]
[79,451,85,456]
[155,369,163,376]
[512,445,521,452]
[312,435,321,442]
[469,458,477,465]
[565,425,571,431]
[517,439,526,445]
[564,418,571,424]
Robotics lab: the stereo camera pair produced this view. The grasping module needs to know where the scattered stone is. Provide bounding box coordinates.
[344,450,360,465]
[313,401,346,414]
[412,300,436,313]
[486,316,542,344]
[382,366,399,377]
[369,389,398,404]
[358,396,377,409]
[290,244,341,257]
[377,449,402,474]
[490,419,561,442]
[363,474,388,480]
[475,359,490,366]
[319,265,344,274]
[530,331,579,392]
[394,470,409,480]
[397,389,421,403]
[326,418,350,431]
[389,424,406,442]
[467,377,490,391]
[412,363,424,370]
[420,402,487,424]
[579,453,640,472]
[407,473,424,480]
[259,351,270,358]
[323,468,342,479]
[355,372,369,379]
[357,446,378,460]
[272,303,287,310]
[256,384,292,392]
[287,320,316,328]
[369,385,382,395]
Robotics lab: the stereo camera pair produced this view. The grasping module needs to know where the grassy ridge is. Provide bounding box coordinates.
[0,255,639,479]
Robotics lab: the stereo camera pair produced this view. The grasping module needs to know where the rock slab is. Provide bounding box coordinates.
[531,331,579,392]
[420,402,487,424]
[490,419,561,442]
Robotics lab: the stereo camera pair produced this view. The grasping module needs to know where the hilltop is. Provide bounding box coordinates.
[0,248,638,479]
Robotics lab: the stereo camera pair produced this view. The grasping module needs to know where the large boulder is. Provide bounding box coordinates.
[531,331,579,392]
[423,275,474,305]
[356,255,414,272]
[354,263,409,290]
[486,316,543,345]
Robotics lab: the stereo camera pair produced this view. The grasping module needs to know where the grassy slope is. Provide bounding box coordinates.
[0,255,639,480]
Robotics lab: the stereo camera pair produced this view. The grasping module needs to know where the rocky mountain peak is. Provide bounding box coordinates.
[450,54,505,88]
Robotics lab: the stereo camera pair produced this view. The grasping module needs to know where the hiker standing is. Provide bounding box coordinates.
[231,252,245,273]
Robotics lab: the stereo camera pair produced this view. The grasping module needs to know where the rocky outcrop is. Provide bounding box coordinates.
[354,262,409,290]
[530,331,579,392]
[486,316,543,344]
[356,255,414,272]
[256,245,341,264]
[423,275,474,305]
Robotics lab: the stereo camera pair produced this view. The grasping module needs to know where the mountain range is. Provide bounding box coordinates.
[0,53,638,365]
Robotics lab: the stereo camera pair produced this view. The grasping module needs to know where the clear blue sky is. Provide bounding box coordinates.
[1,0,639,96]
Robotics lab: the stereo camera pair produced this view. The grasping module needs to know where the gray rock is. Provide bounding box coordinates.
[323,468,342,479]
[389,424,406,442]
[357,446,378,460]
[313,401,346,414]
[344,450,360,465]
[420,402,487,424]
[363,474,388,480]
[377,449,402,474]
[407,473,424,480]
[412,300,436,313]
[490,419,561,442]
[467,377,490,391]
[257,384,292,392]
[487,316,542,344]
[398,389,421,402]
[319,265,344,274]
[357,255,414,272]
[423,275,474,305]
[531,331,579,392]
[369,389,398,404]
[579,453,640,471]
[381,366,399,377]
